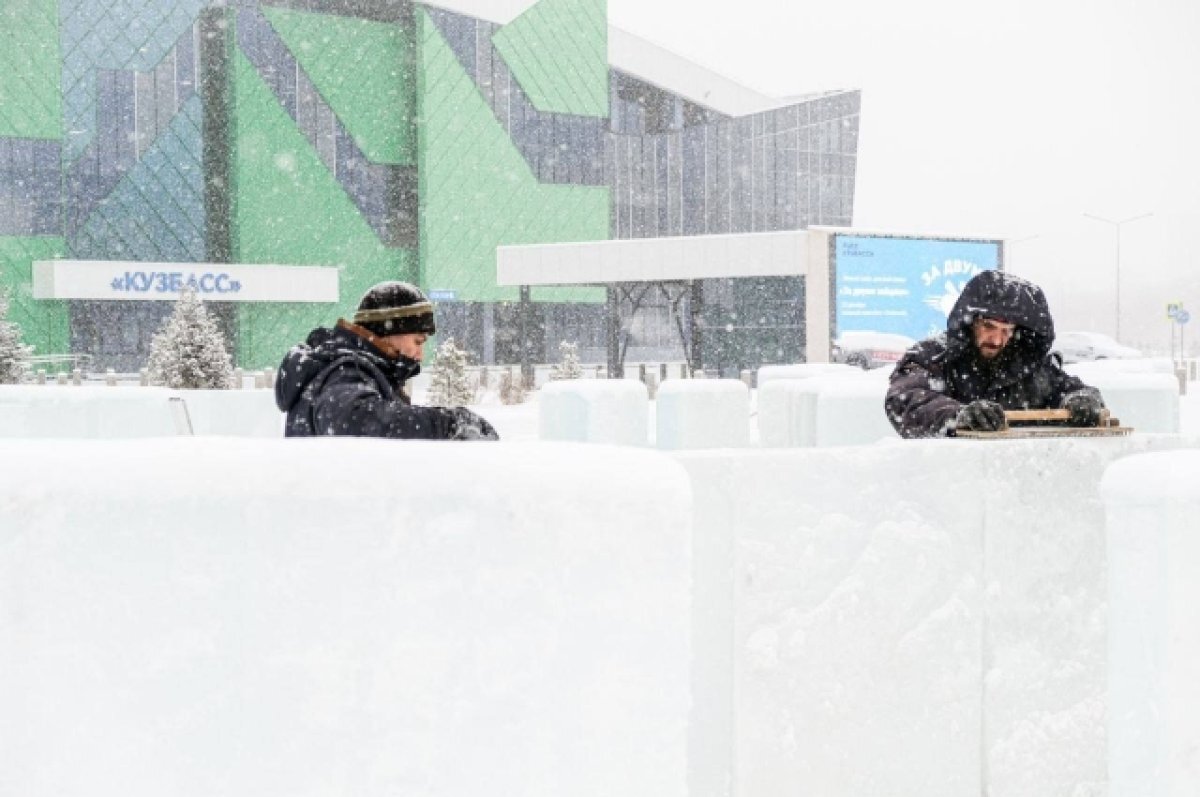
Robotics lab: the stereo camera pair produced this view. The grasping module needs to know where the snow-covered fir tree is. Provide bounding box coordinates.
[427,337,475,406]
[146,288,234,389]
[549,340,583,381]
[0,289,32,384]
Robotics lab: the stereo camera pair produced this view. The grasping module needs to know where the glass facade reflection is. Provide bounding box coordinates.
[0,0,858,373]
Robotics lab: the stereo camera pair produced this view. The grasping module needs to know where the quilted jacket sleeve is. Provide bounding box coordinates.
[884,345,962,438]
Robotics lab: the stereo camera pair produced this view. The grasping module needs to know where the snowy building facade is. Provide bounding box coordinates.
[0,0,859,372]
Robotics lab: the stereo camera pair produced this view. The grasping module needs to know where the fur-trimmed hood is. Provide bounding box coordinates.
[944,270,1056,361]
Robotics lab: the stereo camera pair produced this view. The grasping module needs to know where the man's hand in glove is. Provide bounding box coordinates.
[1061,390,1104,427]
[954,399,1007,433]
[448,406,500,441]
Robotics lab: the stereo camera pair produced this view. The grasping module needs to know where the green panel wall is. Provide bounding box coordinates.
[263,6,415,165]
[491,0,607,118]
[0,0,63,139]
[418,10,608,304]
[232,50,416,369]
[0,236,69,354]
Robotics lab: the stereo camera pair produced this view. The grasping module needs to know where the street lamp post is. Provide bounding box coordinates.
[1083,211,1153,342]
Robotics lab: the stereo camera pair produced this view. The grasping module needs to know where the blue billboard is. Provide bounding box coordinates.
[834,235,1003,340]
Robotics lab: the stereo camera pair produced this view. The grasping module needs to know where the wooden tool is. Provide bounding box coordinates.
[955,408,1133,438]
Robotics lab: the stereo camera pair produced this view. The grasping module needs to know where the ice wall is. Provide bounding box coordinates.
[0,386,283,438]
[178,389,284,436]
[0,440,692,797]
[0,386,179,437]
[676,433,1200,797]
[1102,450,1200,797]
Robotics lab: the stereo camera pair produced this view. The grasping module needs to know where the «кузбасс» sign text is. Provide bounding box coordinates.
[110,270,242,295]
[32,260,339,303]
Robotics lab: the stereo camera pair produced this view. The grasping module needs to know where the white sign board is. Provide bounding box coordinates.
[32,260,339,303]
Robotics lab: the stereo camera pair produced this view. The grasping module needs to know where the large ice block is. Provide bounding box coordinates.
[675,433,1199,797]
[538,378,649,446]
[678,443,987,797]
[655,379,750,450]
[1066,367,1180,432]
[1102,450,1200,797]
[813,373,897,446]
[756,379,821,447]
[0,439,692,797]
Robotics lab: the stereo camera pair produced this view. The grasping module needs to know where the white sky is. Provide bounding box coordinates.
[608,0,1200,351]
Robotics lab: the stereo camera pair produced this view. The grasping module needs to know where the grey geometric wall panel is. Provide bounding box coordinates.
[236,6,417,248]
[60,0,208,164]
[64,22,201,238]
[69,94,206,263]
[426,7,608,187]
[0,138,62,236]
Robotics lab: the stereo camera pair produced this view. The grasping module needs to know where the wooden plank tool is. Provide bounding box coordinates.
[955,408,1133,439]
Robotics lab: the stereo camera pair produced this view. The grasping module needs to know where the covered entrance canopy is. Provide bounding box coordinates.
[497,229,833,378]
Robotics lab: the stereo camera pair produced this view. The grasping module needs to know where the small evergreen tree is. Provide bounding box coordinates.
[146,288,234,389]
[0,289,32,384]
[427,337,476,406]
[549,340,583,381]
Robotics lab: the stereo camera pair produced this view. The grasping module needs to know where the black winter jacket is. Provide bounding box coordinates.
[276,321,461,439]
[885,270,1100,438]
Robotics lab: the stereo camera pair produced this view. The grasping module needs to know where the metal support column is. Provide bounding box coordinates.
[606,285,622,378]
[200,6,233,266]
[518,285,534,387]
[689,279,704,374]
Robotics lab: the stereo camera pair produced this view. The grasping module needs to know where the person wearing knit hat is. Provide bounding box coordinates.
[275,281,499,440]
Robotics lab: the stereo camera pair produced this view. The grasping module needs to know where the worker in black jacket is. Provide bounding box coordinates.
[276,281,498,440]
[885,270,1104,437]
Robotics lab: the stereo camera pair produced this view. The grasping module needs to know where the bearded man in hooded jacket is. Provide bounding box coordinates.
[275,281,498,441]
[885,270,1105,438]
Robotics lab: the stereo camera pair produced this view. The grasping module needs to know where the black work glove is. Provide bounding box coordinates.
[1061,390,1104,427]
[954,399,1007,432]
[447,406,500,441]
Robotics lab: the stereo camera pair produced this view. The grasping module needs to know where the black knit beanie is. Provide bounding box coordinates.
[352,281,436,337]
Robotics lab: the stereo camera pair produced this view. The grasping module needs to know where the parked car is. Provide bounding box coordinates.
[831,330,917,369]
[1051,331,1143,364]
